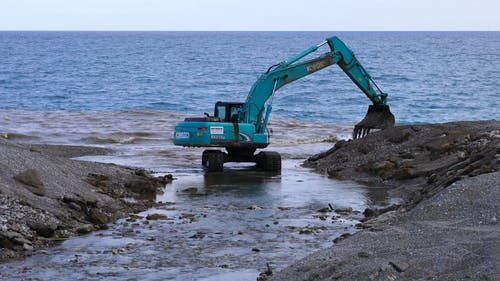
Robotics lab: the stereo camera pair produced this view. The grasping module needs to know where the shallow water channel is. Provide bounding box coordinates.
[0,111,392,280]
[1,159,391,281]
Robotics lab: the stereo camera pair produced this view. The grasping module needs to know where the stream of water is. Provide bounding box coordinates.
[0,110,395,280]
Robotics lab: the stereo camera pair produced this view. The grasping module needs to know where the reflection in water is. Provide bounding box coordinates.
[0,160,390,281]
[0,110,393,280]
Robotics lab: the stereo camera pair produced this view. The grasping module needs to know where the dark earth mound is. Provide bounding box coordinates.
[266,121,499,281]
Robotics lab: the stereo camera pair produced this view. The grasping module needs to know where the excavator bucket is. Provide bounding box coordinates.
[353,104,395,139]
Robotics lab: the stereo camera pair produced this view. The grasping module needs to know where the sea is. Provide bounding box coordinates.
[0,31,499,280]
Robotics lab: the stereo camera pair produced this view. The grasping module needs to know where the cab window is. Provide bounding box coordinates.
[216,105,226,120]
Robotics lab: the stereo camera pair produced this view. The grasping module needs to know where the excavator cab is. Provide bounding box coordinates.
[214,101,243,123]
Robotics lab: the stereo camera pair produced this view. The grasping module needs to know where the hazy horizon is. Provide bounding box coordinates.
[1,0,499,32]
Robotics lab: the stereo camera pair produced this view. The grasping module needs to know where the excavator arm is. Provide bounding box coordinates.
[241,36,394,137]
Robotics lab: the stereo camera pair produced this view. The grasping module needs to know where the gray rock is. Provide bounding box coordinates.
[88,208,109,226]
[146,213,167,220]
[389,261,410,272]
[13,169,46,196]
[0,231,23,240]
[335,207,353,214]
[182,187,198,194]
[189,231,206,239]
[76,224,94,234]
[357,251,371,258]
[125,179,158,195]
[13,236,32,246]
[23,243,34,251]
[68,202,82,211]
[29,222,57,238]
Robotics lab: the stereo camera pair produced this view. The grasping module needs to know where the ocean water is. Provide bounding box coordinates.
[0,32,498,280]
[1,31,499,123]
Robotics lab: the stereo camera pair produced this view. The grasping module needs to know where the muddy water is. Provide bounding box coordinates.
[0,110,393,280]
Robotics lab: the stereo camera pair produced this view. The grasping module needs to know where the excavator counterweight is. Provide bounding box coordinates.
[174,36,396,172]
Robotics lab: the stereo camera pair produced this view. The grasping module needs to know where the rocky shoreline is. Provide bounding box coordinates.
[1,120,499,280]
[266,120,500,280]
[0,139,171,263]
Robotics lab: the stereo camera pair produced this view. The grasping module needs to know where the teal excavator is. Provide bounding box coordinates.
[174,36,395,172]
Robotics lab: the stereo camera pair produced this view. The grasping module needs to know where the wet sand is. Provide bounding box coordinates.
[267,120,500,280]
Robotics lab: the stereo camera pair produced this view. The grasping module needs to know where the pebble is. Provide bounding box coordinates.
[189,231,205,239]
[23,243,34,251]
[182,187,198,194]
[389,261,410,272]
[335,207,353,214]
[318,207,332,213]
[146,213,167,220]
[357,251,370,258]
[76,224,94,234]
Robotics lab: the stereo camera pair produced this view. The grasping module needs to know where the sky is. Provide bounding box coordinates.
[1,0,499,31]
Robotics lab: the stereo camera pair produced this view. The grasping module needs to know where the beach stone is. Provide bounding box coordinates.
[29,222,57,238]
[388,130,411,144]
[190,231,205,239]
[317,207,332,213]
[146,213,167,220]
[357,251,371,258]
[76,224,94,234]
[248,205,263,210]
[68,202,82,211]
[182,187,198,194]
[13,169,46,196]
[88,208,109,226]
[371,160,395,178]
[0,231,23,240]
[125,179,158,195]
[161,174,174,184]
[389,261,410,272]
[23,243,34,251]
[393,167,416,180]
[134,169,147,177]
[333,233,351,243]
[0,231,21,249]
[13,236,31,246]
[85,173,109,187]
[335,207,353,214]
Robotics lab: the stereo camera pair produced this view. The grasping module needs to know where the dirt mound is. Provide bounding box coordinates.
[305,120,499,207]
[268,121,500,280]
[269,171,499,281]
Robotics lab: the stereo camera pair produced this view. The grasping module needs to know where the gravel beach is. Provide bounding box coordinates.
[0,139,171,262]
[266,120,500,281]
[1,120,499,280]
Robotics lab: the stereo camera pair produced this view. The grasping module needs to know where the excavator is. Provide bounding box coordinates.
[174,36,395,172]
